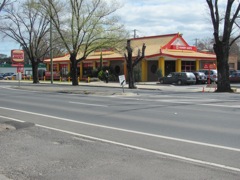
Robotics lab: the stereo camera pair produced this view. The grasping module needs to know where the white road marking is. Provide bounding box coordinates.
[0,114,240,173]
[0,106,239,152]
[69,101,108,107]
[0,86,39,93]
[201,104,240,108]
[0,115,25,123]
[113,97,240,108]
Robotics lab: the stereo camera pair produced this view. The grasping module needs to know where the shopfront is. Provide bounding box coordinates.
[44,33,219,82]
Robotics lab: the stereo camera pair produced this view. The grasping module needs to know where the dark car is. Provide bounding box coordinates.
[229,72,240,83]
[159,72,196,85]
[0,73,4,80]
[193,72,207,84]
[3,72,14,77]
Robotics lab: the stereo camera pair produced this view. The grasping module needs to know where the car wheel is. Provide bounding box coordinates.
[177,80,182,85]
[160,79,164,84]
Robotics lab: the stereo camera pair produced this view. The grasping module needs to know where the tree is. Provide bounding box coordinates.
[206,0,240,92]
[0,0,51,83]
[0,0,11,12]
[41,0,127,86]
[124,39,146,89]
[197,37,214,52]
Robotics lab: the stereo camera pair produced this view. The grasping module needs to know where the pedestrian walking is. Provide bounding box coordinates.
[105,70,109,83]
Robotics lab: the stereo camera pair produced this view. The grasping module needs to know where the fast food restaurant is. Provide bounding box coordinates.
[44,33,219,82]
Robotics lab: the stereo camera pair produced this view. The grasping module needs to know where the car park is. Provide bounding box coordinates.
[159,72,196,85]
[193,72,207,84]
[198,69,218,84]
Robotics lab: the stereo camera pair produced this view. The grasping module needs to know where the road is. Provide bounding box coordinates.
[0,82,240,179]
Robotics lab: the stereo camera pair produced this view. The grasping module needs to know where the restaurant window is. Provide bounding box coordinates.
[181,61,196,72]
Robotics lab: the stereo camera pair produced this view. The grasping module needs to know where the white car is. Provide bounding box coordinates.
[3,73,16,80]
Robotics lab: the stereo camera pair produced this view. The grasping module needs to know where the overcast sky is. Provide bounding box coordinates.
[117,0,213,44]
[0,0,214,57]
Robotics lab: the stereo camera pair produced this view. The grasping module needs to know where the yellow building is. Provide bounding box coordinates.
[44,33,217,81]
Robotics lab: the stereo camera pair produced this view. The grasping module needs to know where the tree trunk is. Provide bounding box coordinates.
[70,53,79,86]
[32,60,39,84]
[214,43,232,92]
[128,64,136,89]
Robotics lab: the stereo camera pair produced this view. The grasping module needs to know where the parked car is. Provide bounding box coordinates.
[229,72,240,83]
[0,73,4,80]
[3,73,16,80]
[159,72,196,85]
[3,72,14,78]
[193,72,207,84]
[198,69,218,84]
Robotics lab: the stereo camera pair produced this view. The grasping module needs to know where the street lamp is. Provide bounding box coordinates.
[50,17,53,84]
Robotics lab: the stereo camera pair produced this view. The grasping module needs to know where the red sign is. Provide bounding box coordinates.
[11,50,24,64]
[17,66,24,73]
[45,71,60,76]
[171,45,197,51]
[203,63,216,69]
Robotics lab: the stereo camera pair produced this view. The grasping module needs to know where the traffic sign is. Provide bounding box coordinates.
[119,75,126,86]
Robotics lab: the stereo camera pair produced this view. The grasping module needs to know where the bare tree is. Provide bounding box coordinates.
[41,0,127,85]
[0,0,11,12]
[197,37,214,52]
[206,0,240,92]
[124,40,146,89]
[0,0,51,83]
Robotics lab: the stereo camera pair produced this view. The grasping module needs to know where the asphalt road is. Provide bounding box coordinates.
[0,82,240,179]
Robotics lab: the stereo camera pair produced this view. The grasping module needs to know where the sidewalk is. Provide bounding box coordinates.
[1,79,239,93]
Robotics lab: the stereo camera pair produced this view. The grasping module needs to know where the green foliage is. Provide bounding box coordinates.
[92,68,99,77]
[109,74,117,81]
[98,70,105,80]
[133,67,141,82]
[156,68,163,78]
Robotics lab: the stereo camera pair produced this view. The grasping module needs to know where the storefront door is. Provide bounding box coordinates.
[165,61,176,76]
[147,61,158,81]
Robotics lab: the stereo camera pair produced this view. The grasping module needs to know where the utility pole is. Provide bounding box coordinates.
[195,38,199,47]
[50,0,53,84]
[133,29,137,38]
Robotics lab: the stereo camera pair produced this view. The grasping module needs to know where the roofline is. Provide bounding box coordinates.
[44,53,70,61]
[129,33,179,41]
[160,52,216,60]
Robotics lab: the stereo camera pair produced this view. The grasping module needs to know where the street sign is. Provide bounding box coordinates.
[11,49,24,64]
[119,75,126,86]
[118,75,126,93]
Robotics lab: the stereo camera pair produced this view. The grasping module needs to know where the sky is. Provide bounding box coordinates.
[117,0,213,44]
[0,0,214,57]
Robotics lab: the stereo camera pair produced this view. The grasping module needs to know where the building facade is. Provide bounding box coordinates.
[44,33,222,82]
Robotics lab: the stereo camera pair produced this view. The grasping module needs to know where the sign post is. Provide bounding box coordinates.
[118,75,126,93]
[203,63,216,85]
[11,50,24,87]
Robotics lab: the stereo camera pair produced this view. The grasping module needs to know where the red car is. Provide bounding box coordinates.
[229,72,240,83]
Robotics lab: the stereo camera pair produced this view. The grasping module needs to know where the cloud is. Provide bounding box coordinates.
[0,0,231,56]
[116,0,214,45]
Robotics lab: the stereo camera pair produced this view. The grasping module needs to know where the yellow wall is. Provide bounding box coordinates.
[80,62,83,79]
[158,57,165,76]
[93,61,96,69]
[123,62,127,77]
[141,59,147,81]
[176,59,181,72]
[196,60,200,71]
[68,63,70,72]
